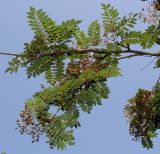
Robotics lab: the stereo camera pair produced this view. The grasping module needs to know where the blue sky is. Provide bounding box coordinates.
[0,0,160,154]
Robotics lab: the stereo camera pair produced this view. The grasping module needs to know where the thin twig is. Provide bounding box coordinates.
[0,52,21,56]
[152,75,160,92]
[140,57,156,71]
[117,54,139,60]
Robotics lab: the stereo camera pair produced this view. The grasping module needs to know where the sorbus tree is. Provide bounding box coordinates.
[1,1,160,150]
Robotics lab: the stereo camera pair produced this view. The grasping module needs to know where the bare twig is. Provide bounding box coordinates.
[0,52,21,56]
[140,57,156,71]
[117,54,139,60]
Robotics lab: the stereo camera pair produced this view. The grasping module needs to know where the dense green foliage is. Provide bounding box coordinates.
[3,2,160,150]
[13,4,121,150]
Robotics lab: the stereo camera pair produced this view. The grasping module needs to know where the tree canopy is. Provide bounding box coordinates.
[1,1,160,151]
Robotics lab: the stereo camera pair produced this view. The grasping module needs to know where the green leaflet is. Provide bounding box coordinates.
[141,137,154,149]
[5,58,19,73]
[101,3,137,35]
[88,20,101,47]
[122,31,142,45]
[28,7,81,45]
[122,30,156,49]
[75,29,89,49]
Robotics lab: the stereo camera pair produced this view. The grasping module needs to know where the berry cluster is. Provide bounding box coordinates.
[16,106,44,143]
[66,58,107,77]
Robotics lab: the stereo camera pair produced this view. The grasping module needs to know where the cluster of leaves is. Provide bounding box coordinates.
[101,3,160,50]
[5,3,160,150]
[13,4,122,150]
[6,3,160,78]
[16,55,120,149]
[124,83,160,149]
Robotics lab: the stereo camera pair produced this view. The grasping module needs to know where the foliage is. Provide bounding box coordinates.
[3,2,160,150]
[124,83,160,149]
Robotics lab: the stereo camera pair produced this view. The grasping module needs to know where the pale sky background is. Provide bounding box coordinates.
[0,0,160,154]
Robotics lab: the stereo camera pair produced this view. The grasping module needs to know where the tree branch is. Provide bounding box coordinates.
[117,54,139,60]
[0,52,21,56]
[0,49,160,59]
